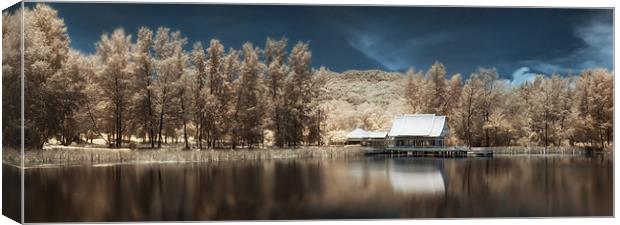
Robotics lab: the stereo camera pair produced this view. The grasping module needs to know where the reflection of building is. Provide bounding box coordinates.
[345,128,387,147]
[386,114,449,148]
[388,159,446,195]
[345,158,446,195]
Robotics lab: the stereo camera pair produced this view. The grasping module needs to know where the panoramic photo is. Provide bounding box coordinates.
[1,1,614,222]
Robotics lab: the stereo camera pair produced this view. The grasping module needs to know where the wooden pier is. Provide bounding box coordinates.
[363,146,493,157]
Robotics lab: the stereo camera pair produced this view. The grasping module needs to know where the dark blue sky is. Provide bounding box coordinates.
[39,3,613,81]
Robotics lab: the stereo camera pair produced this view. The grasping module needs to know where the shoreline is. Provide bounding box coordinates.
[2,145,611,168]
[2,145,366,168]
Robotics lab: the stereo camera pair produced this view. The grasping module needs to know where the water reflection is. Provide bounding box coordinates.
[24,160,326,221]
[346,158,446,195]
[18,155,613,222]
[388,159,445,195]
[2,164,22,222]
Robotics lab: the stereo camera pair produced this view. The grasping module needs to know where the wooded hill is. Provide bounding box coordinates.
[318,65,613,149]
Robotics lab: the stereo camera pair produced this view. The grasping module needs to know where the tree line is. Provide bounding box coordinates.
[2,4,324,150]
[405,62,613,149]
[2,4,613,150]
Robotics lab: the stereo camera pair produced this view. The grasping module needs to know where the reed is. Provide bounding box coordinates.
[2,145,365,167]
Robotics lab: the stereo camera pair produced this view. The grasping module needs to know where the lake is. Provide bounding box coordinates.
[4,154,613,222]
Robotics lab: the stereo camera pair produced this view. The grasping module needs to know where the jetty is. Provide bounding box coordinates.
[363,146,493,157]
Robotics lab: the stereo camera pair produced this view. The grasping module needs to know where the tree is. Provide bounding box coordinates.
[2,7,23,149]
[232,42,265,148]
[556,76,574,146]
[524,75,567,146]
[282,42,314,147]
[403,62,452,115]
[443,73,462,116]
[218,48,241,148]
[5,3,615,150]
[573,69,613,149]
[475,68,501,147]
[174,69,194,149]
[50,51,88,145]
[443,73,463,144]
[94,28,133,148]
[451,68,500,147]
[306,67,328,145]
[404,67,426,113]
[425,61,447,114]
[453,74,482,147]
[204,39,225,148]
[171,38,191,149]
[152,27,186,148]
[17,4,77,149]
[130,26,156,148]
[190,42,208,149]
[72,55,101,145]
[264,37,289,147]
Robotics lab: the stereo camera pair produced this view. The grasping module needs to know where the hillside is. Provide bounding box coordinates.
[318,69,407,144]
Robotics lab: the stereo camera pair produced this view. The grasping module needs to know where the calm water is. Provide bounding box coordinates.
[6,154,614,222]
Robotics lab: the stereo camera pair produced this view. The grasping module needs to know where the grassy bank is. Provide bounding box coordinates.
[474,146,613,155]
[2,145,365,168]
[2,145,611,168]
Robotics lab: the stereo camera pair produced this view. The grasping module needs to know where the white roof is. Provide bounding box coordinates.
[429,115,446,136]
[367,131,388,139]
[346,129,388,139]
[387,114,447,137]
[346,128,368,139]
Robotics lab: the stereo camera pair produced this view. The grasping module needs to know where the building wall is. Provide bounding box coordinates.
[362,138,386,148]
[345,139,363,145]
[388,136,445,148]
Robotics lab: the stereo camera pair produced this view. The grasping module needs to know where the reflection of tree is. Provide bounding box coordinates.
[432,156,613,217]
[2,165,21,222]
[23,160,324,222]
[272,160,324,219]
[19,156,613,221]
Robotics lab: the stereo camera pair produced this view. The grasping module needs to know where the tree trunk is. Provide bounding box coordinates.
[180,91,190,150]
[544,121,549,147]
[147,93,155,149]
[317,109,322,146]
[158,106,164,148]
[183,121,189,150]
[197,123,203,150]
[117,104,122,148]
[275,109,282,148]
[599,128,605,149]
[115,74,122,149]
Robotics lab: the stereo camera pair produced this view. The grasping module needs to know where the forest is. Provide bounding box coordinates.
[2,4,614,151]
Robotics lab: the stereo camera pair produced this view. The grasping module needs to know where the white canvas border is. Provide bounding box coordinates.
[0,0,616,225]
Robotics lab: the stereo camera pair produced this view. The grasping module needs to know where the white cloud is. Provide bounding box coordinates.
[573,18,613,69]
[348,33,409,71]
[523,17,613,75]
[510,66,537,87]
[347,31,450,71]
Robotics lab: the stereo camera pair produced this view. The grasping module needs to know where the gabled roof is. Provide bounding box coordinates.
[429,115,447,137]
[346,128,368,139]
[367,131,388,139]
[346,129,388,139]
[388,114,447,137]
